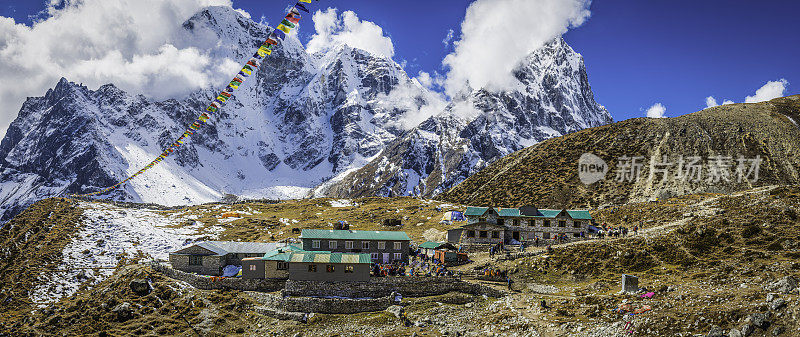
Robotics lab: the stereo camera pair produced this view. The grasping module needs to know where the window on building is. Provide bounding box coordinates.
[249,264,256,271]
[393,242,402,250]
[479,231,488,238]
[189,255,202,266]
[479,217,486,222]
[513,219,520,226]
[573,221,582,228]
[277,262,289,270]
[497,218,505,226]
[573,232,581,237]
[543,220,551,227]
[559,220,566,227]
[467,230,475,238]
[345,241,354,249]
[329,241,337,249]
[308,264,317,272]
[543,232,551,239]
[362,241,370,249]
[378,241,386,250]
[326,265,335,273]
[345,265,354,273]
[394,253,402,260]
[371,253,380,260]
[312,240,320,249]
[491,231,500,238]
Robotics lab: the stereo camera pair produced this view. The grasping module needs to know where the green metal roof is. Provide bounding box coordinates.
[300,229,410,241]
[464,207,592,220]
[566,210,592,220]
[291,252,372,264]
[497,208,521,217]
[261,244,305,261]
[418,241,444,249]
[464,207,489,216]
[534,209,562,218]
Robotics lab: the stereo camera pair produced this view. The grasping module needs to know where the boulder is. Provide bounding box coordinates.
[747,312,769,329]
[769,298,786,311]
[111,302,133,322]
[771,326,784,336]
[386,305,404,319]
[728,329,743,337]
[129,279,151,296]
[740,323,753,336]
[767,276,797,294]
[707,325,725,337]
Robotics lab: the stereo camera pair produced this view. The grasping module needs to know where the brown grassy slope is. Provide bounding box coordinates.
[499,186,800,336]
[0,198,84,324]
[439,95,800,208]
[157,196,464,243]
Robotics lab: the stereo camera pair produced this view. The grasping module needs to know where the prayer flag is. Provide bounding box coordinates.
[298,0,312,3]
[280,19,296,28]
[264,39,278,46]
[284,16,300,24]
[273,28,286,40]
[294,3,309,12]
[276,24,291,34]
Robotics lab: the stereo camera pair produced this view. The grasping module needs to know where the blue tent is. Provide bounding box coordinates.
[587,225,600,233]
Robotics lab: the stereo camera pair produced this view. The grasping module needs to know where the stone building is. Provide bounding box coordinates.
[300,229,411,263]
[448,206,593,245]
[242,247,371,282]
[169,241,285,276]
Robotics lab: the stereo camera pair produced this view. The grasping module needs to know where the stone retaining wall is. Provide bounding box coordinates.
[248,292,395,314]
[151,262,285,292]
[153,263,503,302]
[283,276,504,298]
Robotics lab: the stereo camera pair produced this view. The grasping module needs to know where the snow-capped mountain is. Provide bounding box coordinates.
[0,6,611,222]
[0,6,431,221]
[316,37,613,198]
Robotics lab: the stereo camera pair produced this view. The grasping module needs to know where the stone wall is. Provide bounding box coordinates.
[248,292,395,314]
[283,276,504,298]
[151,262,285,291]
[153,262,503,302]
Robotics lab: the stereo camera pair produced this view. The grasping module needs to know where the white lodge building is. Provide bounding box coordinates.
[448,206,593,245]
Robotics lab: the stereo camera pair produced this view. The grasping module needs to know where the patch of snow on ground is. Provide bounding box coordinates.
[29,202,215,307]
[329,199,355,207]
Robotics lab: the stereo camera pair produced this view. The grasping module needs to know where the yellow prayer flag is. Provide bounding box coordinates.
[276,24,291,34]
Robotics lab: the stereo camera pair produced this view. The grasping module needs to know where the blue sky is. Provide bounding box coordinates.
[1,0,798,122]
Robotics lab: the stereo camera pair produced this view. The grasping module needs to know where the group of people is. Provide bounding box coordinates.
[371,262,406,277]
[370,255,454,277]
[408,255,453,277]
[596,223,638,239]
[488,242,505,257]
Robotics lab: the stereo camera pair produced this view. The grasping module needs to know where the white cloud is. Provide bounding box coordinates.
[442,0,591,97]
[705,96,718,108]
[646,103,666,118]
[442,29,454,47]
[745,79,789,103]
[376,79,448,131]
[414,71,444,90]
[0,0,240,138]
[306,8,394,58]
[703,78,789,109]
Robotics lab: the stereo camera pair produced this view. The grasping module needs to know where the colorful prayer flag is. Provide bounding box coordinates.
[294,3,309,13]
[280,19,296,28]
[276,24,291,34]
